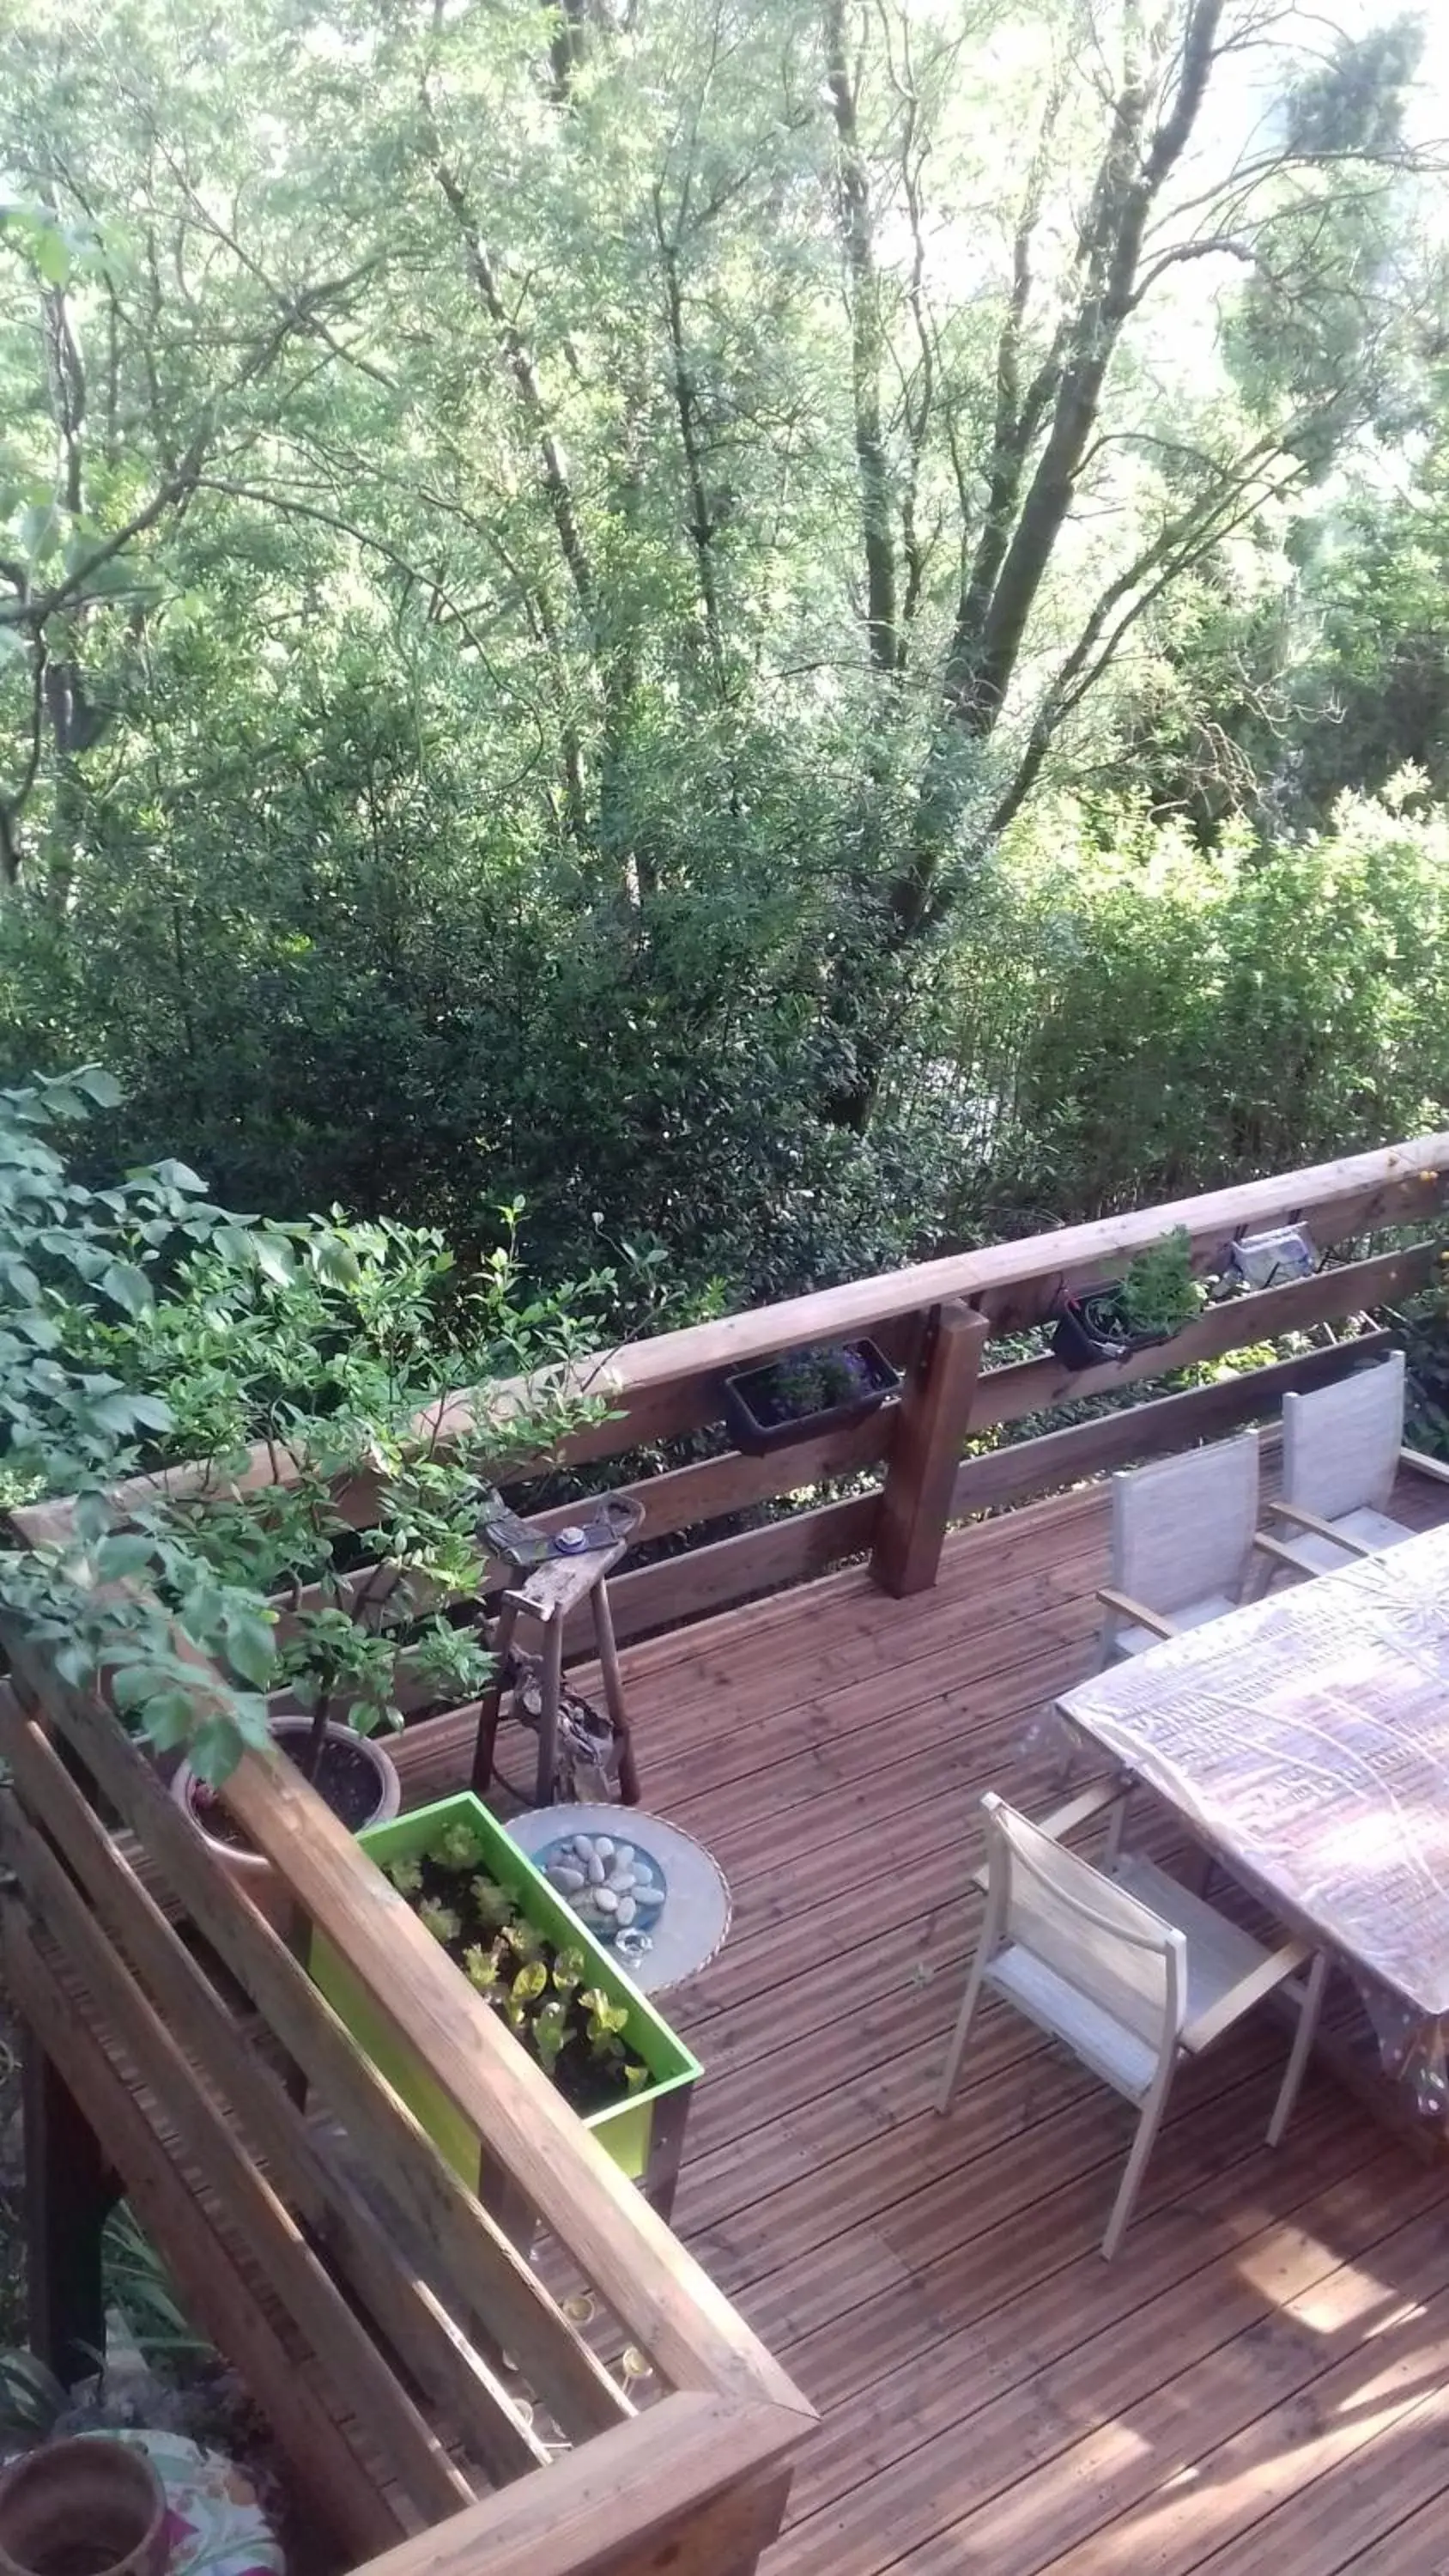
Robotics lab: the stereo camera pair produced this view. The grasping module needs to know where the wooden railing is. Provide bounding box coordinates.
[4,1132,1447,2575]
[0,1644,813,2573]
[22,1133,1449,1651]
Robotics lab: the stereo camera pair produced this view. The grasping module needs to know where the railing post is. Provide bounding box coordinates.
[870,1299,989,1597]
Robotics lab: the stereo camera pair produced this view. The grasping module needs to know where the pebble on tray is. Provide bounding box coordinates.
[543,1832,666,1942]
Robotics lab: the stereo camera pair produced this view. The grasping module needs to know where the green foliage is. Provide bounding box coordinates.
[0,0,1439,1304]
[763,1346,875,1418]
[0,1073,633,1784]
[916,787,1449,1230]
[1117,1232,1203,1341]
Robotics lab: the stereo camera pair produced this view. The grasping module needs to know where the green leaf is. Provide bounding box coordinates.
[128,1394,174,1431]
[221,1608,276,1690]
[33,226,70,288]
[71,1067,123,1108]
[314,1237,362,1288]
[94,1534,158,1580]
[253,1232,296,1287]
[18,502,62,565]
[100,1260,153,1317]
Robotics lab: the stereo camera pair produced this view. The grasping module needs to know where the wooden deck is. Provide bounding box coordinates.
[583,1473,1449,2576]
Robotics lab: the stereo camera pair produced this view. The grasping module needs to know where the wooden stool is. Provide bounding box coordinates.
[470,1539,640,1807]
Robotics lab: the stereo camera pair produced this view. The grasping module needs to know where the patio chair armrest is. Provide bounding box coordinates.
[1096,1587,1177,1640]
[1400,1444,1449,1486]
[1036,1779,1129,1840]
[1266,1502,1375,1558]
[1180,1937,1312,2056]
[1251,1531,1314,1577]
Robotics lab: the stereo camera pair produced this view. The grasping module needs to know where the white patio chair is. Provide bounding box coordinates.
[1264,1352,1449,1577]
[936,1792,1326,2261]
[1095,1431,1260,1665]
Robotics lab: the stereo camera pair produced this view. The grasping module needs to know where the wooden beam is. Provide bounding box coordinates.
[342,2392,803,2576]
[162,1716,815,2419]
[3,1648,810,2427]
[0,1704,549,2488]
[951,1331,1391,1520]
[271,1406,898,1659]
[0,1670,629,2449]
[1,1910,403,2567]
[561,1492,879,1654]
[22,2038,115,2387]
[871,1302,990,1597]
[0,1792,476,2529]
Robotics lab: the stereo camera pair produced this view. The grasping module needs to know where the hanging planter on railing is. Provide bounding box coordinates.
[721,1338,900,1455]
[1051,1229,1205,1372]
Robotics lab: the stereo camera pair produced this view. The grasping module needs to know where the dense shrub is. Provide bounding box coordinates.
[909,786,1449,1229]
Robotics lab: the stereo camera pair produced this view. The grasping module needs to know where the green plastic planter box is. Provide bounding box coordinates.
[310,1791,700,2194]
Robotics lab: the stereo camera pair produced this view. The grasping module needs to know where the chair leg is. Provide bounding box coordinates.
[1101,2075,1173,2261]
[1094,1620,1119,1675]
[1267,1950,1329,2149]
[935,1946,992,2115]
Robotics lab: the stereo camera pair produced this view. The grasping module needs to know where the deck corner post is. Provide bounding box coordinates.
[22,2032,118,2385]
[870,1298,989,1598]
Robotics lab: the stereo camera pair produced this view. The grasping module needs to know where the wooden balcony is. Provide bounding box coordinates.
[6,1133,1449,2576]
[588,1461,1449,2576]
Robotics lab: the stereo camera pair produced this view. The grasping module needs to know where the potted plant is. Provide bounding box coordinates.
[721,1338,900,1455]
[166,1474,495,1920]
[0,2435,167,2576]
[310,1793,700,2205]
[1052,1226,1205,1370]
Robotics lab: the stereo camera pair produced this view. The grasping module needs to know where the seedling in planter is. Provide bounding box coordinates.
[387,1856,423,1899]
[506,1960,549,2032]
[582,1988,631,2063]
[432,1820,482,1873]
[464,1944,502,1995]
[470,1874,513,1932]
[553,1946,586,1994]
[771,1347,873,1413]
[418,1897,462,1945]
[534,1998,572,2074]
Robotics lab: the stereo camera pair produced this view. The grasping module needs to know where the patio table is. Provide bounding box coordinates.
[1057,1522,1449,2115]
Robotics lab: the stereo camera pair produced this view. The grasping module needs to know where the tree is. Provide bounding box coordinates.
[0,0,1440,1256]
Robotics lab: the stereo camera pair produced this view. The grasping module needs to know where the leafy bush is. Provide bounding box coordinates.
[0,1073,635,1783]
[911,787,1449,1230]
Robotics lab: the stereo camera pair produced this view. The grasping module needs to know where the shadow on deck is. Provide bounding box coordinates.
[589,1470,1449,2576]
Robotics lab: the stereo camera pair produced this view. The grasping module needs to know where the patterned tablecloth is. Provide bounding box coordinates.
[1058,1524,1449,2098]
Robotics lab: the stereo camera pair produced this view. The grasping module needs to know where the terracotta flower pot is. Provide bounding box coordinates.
[0,2436,167,2576]
[172,1716,402,1924]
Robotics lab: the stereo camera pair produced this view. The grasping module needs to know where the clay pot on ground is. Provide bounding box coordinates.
[171,1716,402,1924]
[0,2435,167,2576]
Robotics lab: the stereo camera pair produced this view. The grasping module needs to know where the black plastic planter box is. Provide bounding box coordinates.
[722,1337,900,1455]
[1051,1291,1173,1371]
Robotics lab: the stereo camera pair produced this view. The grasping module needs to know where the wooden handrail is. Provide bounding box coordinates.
[209,1733,811,2418]
[342,2391,803,2576]
[14,1128,1448,1548]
